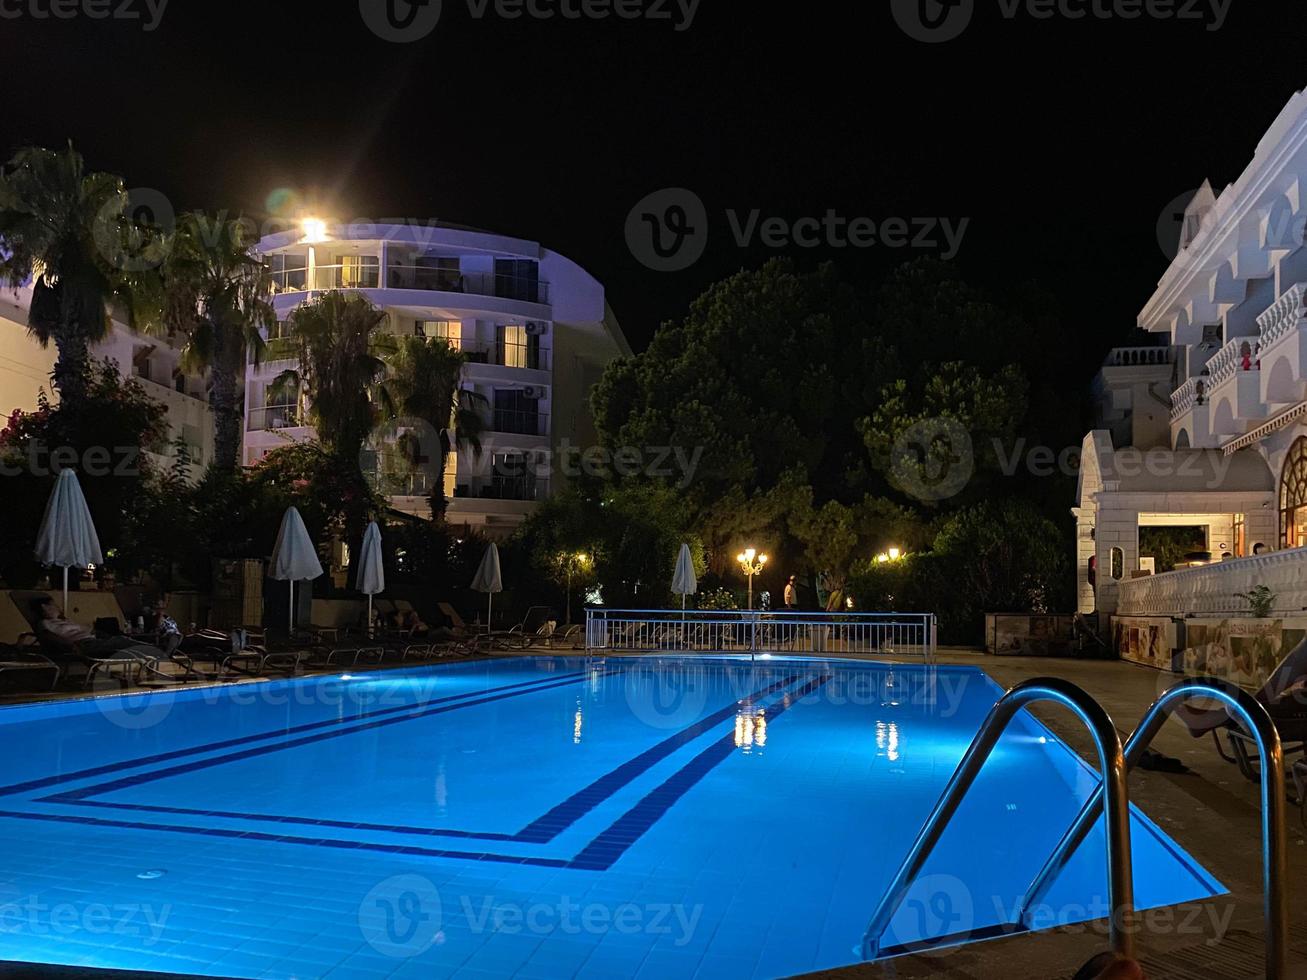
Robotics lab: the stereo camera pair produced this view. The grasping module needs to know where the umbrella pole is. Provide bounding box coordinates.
[368,594,374,639]
[487,593,493,637]
[63,567,68,613]
[289,580,295,634]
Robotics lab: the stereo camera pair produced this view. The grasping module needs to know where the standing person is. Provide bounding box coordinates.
[783,575,798,611]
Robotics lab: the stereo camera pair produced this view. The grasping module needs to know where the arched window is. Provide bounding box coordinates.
[1280,437,1307,548]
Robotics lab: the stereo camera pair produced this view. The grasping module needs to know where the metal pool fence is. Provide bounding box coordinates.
[584,609,936,663]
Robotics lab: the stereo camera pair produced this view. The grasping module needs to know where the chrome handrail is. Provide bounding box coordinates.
[859,678,1135,960]
[1016,677,1287,978]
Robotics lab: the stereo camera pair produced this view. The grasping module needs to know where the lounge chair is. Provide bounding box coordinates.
[0,644,61,692]
[438,601,497,641]
[498,607,555,650]
[1174,636,1307,782]
[14,593,183,688]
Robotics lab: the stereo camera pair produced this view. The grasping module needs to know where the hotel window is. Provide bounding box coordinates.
[268,252,307,290]
[496,324,542,369]
[338,254,379,288]
[494,258,541,303]
[1280,437,1307,548]
[1233,514,1246,558]
[417,320,461,349]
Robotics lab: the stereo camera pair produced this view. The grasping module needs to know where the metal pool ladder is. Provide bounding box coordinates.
[858,676,1289,979]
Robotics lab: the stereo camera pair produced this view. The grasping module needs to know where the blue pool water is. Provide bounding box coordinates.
[0,656,1221,978]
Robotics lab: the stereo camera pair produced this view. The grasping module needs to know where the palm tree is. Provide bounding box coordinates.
[273,291,394,462]
[386,334,487,520]
[0,145,137,408]
[147,212,275,471]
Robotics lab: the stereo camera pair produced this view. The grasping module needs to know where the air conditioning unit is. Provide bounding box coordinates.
[525,321,548,336]
[522,385,548,400]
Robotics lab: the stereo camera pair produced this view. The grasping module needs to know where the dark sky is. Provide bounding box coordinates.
[5,0,1307,363]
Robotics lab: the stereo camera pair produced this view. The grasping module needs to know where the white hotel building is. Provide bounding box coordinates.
[247,223,630,537]
[1078,87,1307,674]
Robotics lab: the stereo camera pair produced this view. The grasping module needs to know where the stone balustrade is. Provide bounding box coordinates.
[1257,281,1307,352]
[1116,547,1307,617]
[1170,377,1199,420]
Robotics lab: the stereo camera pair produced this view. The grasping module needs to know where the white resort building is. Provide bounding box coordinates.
[0,283,214,474]
[248,222,629,538]
[1078,87,1307,682]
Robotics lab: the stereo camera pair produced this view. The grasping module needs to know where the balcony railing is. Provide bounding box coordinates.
[1170,377,1203,420]
[1103,346,1175,367]
[462,343,549,371]
[247,405,303,431]
[269,262,550,305]
[1116,547,1307,617]
[1207,337,1259,388]
[491,409,549,437]
[1257,282,1307,352]
[387,265,549,304]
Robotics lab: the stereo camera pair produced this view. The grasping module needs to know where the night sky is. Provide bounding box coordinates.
[5,0,1307,367]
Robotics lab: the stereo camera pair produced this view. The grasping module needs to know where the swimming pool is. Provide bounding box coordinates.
[0,656,1222,978]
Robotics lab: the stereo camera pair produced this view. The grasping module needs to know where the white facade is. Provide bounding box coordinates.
[1079,87,1307,616]
[249,223,629,538]
[0,282,213,475]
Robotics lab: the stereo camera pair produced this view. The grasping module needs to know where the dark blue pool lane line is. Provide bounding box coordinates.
[0,674,832,871]
[0,669,594,799]
[46,671,618,804]
[43,673,807,845]
[569,674,832,870]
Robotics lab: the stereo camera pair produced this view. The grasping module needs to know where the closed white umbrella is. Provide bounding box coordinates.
[35,469,103,611]
[471,542,502,636]
[671,542,697,613]
[269,506,323,632]
[356,521,385,636]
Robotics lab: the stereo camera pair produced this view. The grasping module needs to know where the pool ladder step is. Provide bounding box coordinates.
[858,676,1289,979]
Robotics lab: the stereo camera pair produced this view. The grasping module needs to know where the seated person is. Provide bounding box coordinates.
[33,599,162,662]
[399,608,430,637]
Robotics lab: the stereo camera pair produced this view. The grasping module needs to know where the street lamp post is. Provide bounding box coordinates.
[566,552,589,625]
[736,548,768,610]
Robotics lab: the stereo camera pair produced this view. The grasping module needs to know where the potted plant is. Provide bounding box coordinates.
[1236,585,1276,619]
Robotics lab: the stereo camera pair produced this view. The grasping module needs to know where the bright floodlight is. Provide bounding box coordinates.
[301,217,329,243]
[888,547,901,561]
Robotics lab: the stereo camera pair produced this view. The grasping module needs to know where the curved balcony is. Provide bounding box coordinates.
[268,263,549,305]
